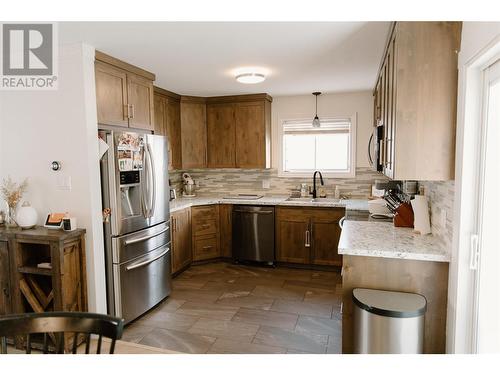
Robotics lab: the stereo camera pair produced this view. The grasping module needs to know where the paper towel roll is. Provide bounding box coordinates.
[411,195,431,235]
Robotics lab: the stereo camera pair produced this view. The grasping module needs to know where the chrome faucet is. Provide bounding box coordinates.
[311,171,324,199]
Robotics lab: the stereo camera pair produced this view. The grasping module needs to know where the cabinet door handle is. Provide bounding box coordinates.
[130,104,135,119]
[305,230,310,248]
[202,245,213,250]
[125,104,130,119]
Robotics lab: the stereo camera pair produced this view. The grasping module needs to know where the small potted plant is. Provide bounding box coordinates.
[1,177,28,228]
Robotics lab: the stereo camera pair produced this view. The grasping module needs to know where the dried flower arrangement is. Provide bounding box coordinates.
[1,176,28,208]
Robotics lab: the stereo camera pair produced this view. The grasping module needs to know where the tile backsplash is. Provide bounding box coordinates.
[169,169,455,252]
[419,180,455,251]
[169,167,388,199]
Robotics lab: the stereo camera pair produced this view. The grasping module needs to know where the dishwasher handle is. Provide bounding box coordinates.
[233,209,274,214]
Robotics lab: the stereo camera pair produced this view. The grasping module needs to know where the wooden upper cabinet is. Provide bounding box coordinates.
[154,87,182,170]
[207,103,236,168]
[166,99,182,170]
[127,74,154,130]
[95,61,128,127]
[205,94,272,169]
[95,51,155,130]
[181,97,207,168]
[373,22,461,180]
[235,101,269,168]
[154,94,166,135]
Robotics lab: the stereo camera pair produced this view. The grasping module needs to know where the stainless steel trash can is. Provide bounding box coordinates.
[353,288,427,354]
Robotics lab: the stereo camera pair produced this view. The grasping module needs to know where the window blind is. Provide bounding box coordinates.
[282,118,351,135]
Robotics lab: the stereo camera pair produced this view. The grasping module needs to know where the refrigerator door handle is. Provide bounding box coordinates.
[124,226,169,246]
[125,248,169,271]
[141,146,149,219]
[146,142,157,218]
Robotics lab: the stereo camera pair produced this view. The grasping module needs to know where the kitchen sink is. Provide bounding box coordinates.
[285,197,343,204]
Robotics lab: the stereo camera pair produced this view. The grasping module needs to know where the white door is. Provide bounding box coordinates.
[472,58,500,353]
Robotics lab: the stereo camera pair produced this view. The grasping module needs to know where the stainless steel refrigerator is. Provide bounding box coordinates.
[99,130,171,324]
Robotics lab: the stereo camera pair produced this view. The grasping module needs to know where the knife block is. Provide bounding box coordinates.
[394,202,414,228]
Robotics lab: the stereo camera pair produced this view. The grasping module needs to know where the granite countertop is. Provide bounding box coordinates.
[169,195,368,213]
[338,220,450,263]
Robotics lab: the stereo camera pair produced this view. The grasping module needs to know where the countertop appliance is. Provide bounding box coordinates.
[232,205,275,264]
[182,172,196,197]
[99,130,171,324]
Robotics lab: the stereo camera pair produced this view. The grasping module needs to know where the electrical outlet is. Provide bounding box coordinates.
[262,179,271,189]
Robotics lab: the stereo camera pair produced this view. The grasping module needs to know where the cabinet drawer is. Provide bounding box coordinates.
[193,219,217,236]
[192,205,218,222]
[193,235,219,261]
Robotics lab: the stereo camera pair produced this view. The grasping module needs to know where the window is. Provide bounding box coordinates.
[279,116,356,177]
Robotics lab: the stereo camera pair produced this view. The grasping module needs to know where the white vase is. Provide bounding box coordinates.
[16,201,38,229]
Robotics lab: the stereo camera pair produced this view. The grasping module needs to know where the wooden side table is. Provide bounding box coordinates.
[0,226,87,351]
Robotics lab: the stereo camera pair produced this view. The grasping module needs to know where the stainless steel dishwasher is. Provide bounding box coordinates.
[232,205,275,264]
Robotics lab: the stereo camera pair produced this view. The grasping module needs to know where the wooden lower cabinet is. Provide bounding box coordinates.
[219,204,232,258]
[311,210,344,266]
[276,207,344,266]
[193,235,219,261]
[0,241,11,315]
[276,209,310,264]
[191,205,220,261]
[171,208,192,274]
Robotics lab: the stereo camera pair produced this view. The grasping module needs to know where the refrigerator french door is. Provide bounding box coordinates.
[100,130,171,323]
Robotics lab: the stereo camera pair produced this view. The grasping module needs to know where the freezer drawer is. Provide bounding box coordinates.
[113,244,172,323]
[232,205,275,263]
[111,221,170,264]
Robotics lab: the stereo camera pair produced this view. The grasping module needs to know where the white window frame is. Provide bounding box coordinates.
[277,113,357,178]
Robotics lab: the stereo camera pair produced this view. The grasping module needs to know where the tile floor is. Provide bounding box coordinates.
[121,262,342,354]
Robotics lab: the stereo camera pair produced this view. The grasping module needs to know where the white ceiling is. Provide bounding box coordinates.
[59,22,391,97]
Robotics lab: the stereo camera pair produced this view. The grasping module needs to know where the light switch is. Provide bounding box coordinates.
[56,175,72,191]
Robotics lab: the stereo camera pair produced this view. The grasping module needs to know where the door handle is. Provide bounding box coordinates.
[126,248,169,271]
[305,230,311,248]
[124,226,169,245]
[130,104,135,119]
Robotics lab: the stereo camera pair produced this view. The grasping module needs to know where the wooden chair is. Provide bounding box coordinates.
[0,312,124,354]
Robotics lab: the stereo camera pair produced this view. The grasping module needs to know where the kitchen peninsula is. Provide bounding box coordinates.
[338,220,450,354]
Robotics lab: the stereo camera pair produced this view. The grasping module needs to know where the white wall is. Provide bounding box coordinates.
[0,43,106,314]
[447,22,500,353]
[271,91,373,169]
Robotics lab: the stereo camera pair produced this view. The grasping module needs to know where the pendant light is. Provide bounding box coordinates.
[312,92,321,128]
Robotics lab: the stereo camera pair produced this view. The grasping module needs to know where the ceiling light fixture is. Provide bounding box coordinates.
[235,72,266,84]
[312,92,322,128]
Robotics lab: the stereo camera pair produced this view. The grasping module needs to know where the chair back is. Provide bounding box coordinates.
[0,312,124,354]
